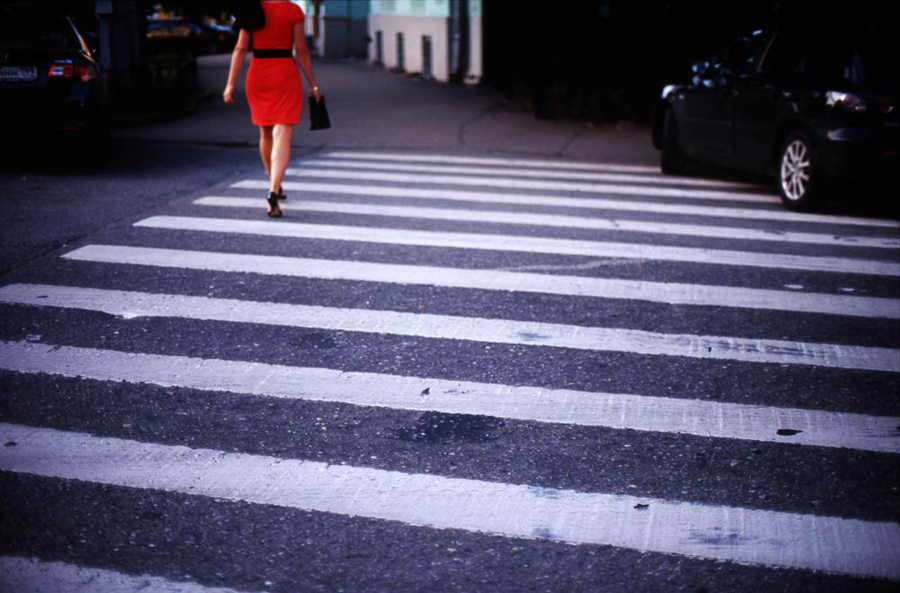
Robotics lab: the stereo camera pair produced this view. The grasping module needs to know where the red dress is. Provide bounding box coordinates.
[246,2,305,126]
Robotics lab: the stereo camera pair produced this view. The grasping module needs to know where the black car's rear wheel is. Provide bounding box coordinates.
[660,108,690,175]
[778,131,821,211]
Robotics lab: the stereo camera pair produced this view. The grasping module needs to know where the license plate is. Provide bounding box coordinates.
[0,66,38,82]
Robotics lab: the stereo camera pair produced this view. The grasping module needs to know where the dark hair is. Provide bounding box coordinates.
[232,1,265,33]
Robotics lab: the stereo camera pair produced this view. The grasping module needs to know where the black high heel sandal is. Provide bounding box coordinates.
[276,186,287,201]
[267,192,282,218]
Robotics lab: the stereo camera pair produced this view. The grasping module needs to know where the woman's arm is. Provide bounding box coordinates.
[293,21,322,102]
[223,29,251,105]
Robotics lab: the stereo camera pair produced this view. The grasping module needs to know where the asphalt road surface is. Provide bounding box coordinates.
[1,142,899,591]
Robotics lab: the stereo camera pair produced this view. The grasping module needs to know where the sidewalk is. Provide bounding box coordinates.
[114,55,659,167]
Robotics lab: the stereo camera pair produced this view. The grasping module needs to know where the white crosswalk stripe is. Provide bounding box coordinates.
[62,244,900,318]
[134,216,900,276]
[2,283,897,371]
[196,196,900,250]
[299,157,766,189]
[283,167,781,203]
[2,150,898,586]
[2,340,897,453]
[3,423,899,579]
[320,150,668,174]
[0,557,254,593]
[232,179,900,228]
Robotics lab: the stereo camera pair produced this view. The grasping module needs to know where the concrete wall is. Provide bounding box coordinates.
[317,15,369,57]
[315,0,370,58]
[466,13,481,84]
[368,0,481,84]
[369,13,450,80]
[371,0,450,18]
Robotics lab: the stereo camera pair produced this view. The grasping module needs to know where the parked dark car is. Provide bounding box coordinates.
[201,22,238,53]
[0,5,109,159]
[652,24,899,211]
[147,20,235,55]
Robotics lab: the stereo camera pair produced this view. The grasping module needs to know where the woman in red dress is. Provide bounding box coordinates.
[224,0,322,218]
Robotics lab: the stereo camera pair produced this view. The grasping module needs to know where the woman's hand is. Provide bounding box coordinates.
[309,85,322,103]
[223,83,235,105]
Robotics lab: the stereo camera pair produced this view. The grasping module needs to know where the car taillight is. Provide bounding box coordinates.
[879,99,894,115]
[825,91,867,113]
[48,64,94,82]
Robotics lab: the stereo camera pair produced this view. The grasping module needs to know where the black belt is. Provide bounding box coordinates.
[253,49,292,58]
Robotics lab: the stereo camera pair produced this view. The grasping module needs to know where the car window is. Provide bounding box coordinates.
[757,25,898,92]
[0,14,82,50]
[847,28,898,90]
[719,31,770,76]
[758,31,805,76]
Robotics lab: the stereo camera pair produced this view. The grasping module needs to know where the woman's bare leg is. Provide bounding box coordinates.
[269,124,294,195]
[259,125,274,179]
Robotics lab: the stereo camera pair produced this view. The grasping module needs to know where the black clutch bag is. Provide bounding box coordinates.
[309,95,331,131]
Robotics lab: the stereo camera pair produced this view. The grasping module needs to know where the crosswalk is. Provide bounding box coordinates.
[1,150,898,589]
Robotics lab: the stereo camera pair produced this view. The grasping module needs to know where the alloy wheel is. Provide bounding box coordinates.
[780,139,811,202]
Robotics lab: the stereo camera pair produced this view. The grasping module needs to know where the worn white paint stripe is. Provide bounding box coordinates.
[283,168,776,204]
[197,196,900,251]
[63,245,900,319]
[0,557,254,593]
[1,284,896,372]
[2,423,898,579]
[321,150,664,174]
[3,340,898,453]
[134,216,900,277]
[302,158,765,190]
[233,180,900,229]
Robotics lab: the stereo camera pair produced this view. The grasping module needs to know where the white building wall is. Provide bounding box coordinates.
[369,0,482,84]
[369,13,450,81]
[466,12,482,84]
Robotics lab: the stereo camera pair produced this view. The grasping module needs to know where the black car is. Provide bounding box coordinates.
[0,6,109,159]
[147,20,234,55]
[652,24,899,211]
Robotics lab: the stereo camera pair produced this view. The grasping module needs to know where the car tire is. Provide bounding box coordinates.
[660,108,689,175]
[777,131,822,211]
